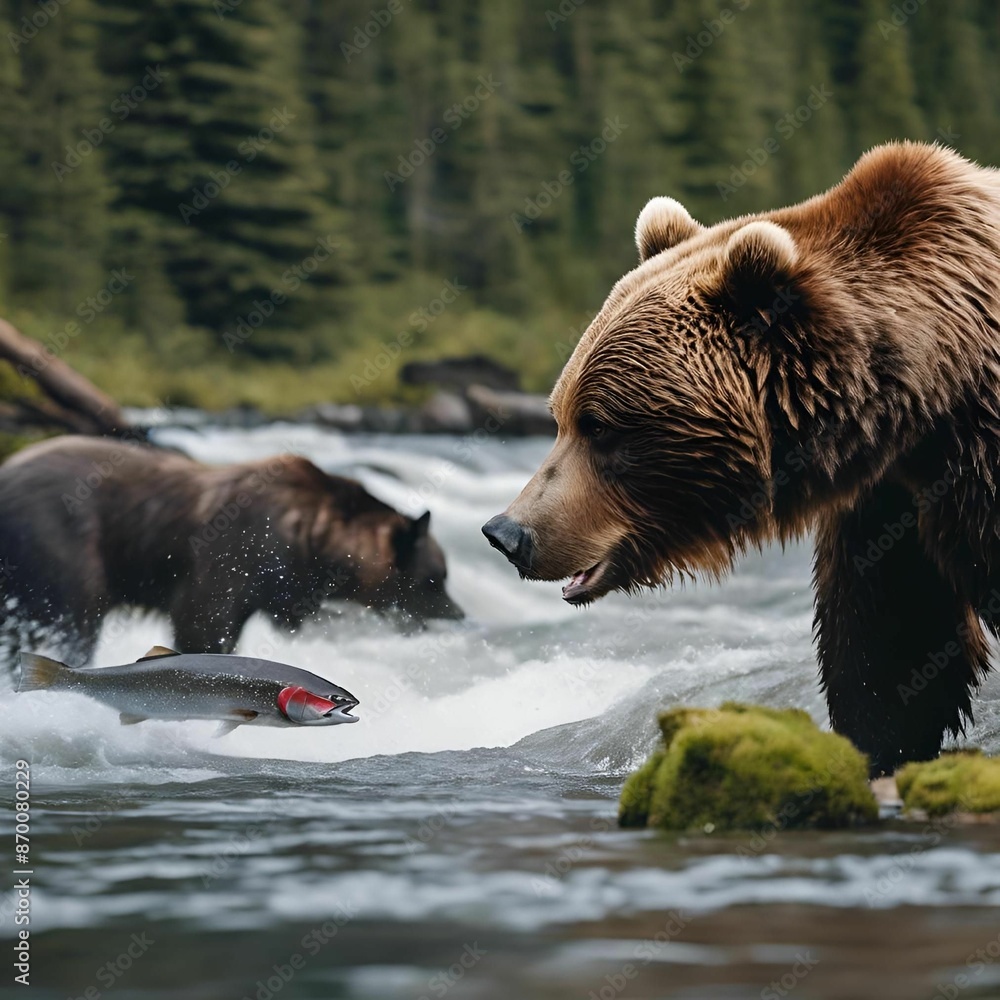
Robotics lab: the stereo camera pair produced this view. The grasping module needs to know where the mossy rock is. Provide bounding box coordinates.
[619,749,666,828]
[619,702,877,832]
[896,750,1000,817]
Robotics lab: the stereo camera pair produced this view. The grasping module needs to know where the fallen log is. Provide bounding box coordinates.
[0,316,127,436]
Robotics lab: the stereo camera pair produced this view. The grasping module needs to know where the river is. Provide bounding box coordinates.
[2,424,1000,1000]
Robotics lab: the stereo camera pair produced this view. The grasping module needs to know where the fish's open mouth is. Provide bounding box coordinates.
[561,560,609,606]
[326,703,360,724]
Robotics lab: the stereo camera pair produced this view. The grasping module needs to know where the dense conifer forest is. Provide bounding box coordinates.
[1,0,997,408]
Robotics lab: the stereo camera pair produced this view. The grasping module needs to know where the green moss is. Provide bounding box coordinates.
[621,703,878,832]
[896,750,1000,816]
[619,749,666,828]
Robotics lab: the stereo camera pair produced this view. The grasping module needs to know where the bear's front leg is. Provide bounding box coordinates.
[812,481,988,776]
[169,592,250,655]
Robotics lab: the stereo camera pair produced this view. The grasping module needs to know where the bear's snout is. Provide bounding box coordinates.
[482,514,533,571]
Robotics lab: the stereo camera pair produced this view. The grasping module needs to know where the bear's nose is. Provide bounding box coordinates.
[482,514,532,569]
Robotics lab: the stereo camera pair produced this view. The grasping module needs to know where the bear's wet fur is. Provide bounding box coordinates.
[0,436,461,664]
[485,142,1000,774]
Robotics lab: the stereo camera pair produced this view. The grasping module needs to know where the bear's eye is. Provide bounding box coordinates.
[578,413,607,439]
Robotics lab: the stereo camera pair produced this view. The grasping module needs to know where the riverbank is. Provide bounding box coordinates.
[0,308,558,439]
[125,385,554,437]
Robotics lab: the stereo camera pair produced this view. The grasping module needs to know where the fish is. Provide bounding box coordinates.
[16,645,360,735]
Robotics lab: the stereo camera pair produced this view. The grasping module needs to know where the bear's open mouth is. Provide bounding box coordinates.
[562,561,608,605]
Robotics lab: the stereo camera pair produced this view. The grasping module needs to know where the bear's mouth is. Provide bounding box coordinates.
[562,561,609,605]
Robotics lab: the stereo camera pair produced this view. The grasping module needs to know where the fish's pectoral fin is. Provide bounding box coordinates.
[137,645,181,661]
[214,709,258,738]
[119,712,148,726]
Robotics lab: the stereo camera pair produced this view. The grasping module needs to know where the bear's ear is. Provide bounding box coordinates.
[635,197,702,262]
[392,511,430,561]
[717,220,799,330]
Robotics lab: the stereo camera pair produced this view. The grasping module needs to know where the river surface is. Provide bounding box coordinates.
[2,425,1000,1000]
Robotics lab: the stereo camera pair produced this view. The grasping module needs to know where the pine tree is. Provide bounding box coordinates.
[0,0,112,312]
[852,0,924,151]
[907,0,996,159]
[92,0,347,358]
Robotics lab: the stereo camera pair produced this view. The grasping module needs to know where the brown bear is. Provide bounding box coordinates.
[0,436,461,665]
[484,141,1000,776]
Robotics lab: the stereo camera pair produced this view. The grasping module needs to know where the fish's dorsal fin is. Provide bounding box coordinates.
[119,712,148,726]
[137,645,181,661]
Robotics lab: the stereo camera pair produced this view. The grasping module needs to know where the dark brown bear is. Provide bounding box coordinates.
[484,142,1000,775]
[0,436,461,663]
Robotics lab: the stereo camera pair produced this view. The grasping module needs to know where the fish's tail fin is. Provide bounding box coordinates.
[17,652,72,692]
